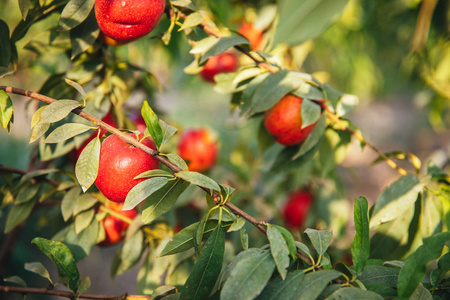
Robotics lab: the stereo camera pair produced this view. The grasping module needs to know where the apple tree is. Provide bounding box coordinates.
[0,0,449,299]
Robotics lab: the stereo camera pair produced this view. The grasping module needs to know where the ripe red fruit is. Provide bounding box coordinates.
[238,23,263,50]
[282,190,314,229]
[99,202,137,246]
[72,111,117,161]
[264,94,317,146]
[94,0,166,42]
[177,128,219,172]
[200,53,238,83]
[95,134,160,202]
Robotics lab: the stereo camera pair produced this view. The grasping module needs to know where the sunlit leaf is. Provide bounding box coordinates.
[0,90,13,129]
[45,123,92,143]
[24,262,53,285]
[351,197,370,275]
[75,137,100,192]
[304,228,333,256]
[58,0,95,31]
[123,177,169,211]
[176,171,220,192]
[31,237,80,293]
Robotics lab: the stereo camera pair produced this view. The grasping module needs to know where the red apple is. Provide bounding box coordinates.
[71,111,117,161]
[264,94,317,146]
[238,23,263,50]
[282,190,314,229]
[177,128,218,172]
[95,133,160,202]
[95,0,166,42]
[99,202,137,246]
[200,53,238,83]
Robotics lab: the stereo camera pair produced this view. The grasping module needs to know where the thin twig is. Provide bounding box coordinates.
[0,285,133,299]
[0,165,60,187]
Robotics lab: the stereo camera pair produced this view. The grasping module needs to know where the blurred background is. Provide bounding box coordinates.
[0,0,448,298]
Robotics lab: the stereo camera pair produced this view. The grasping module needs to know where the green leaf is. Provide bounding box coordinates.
[176,171,220,192]
[295,270,342,300]
[272,225,297,259]
[239,227,249,251]
[3,276,26,287]
[0,90,13,129]
[31,237,80,293]
[64,218,99,262]
[172,0,196,10]
[74,209,95,234]
[301,98,321,128]
[30,122,50,143]
[141,101,163,149]
[45,123,92,143]
[336,94,359,117]
[18,0,31,20]
[5,198,37,233]
[118,230,144,274]
[220,251,276,300]
[357,265,399,288]
[40,100,82,124]
[370,174,422,228]
[227,216,246,232]
[326,287,384,300]
[192,36,249,64]
[292,113,327,160]
[135,169,174,179]
[159,220,231,257]
[179,12,204,31]
[430,251,450,287]
[167,153,189,170]
[123,177,169,211]
[69,10,99,59]
[15,182,41,204]
[180,225,225,300]
[271,0,349,48]
[72,193,97,216]
[24,262,53,285]
[249,70,301,115]
[397,231,450,298]
[267,225,290,280]
[78,277,91,295]
[351,197,370,275]
[61,187,81,221]
[159,119,178,144]
[75,136,100,192]
[0,20,11,68]
[410,283,432,300]
[141,179,190,224]
[64,79,86,100]
[58,0,95,31]
[304,228,333,256]
[257,269,305,300]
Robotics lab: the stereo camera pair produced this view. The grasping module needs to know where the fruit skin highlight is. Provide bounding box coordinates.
[95,0,166,42]
[177,128,219,172]
[282,190,314,229]
[98,202,137,246]
[264,94,317,146]
[95,133,160,203]
[238,23,263,50]
[200,53,238,83]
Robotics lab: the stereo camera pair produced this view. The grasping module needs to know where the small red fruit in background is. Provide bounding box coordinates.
[264,94,317,146]
[282,190,314,229]
[72,111,117,161]
[95,133,160,202]
[95,0,165,42]
[99,202,137,246]
[238,23,263,50]
[200,53,238,83]
[177,128,219,172]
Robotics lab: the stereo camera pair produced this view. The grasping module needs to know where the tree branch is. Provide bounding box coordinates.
[0,285,135,300]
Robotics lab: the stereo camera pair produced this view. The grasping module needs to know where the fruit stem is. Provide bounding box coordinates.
[325,109,409,176]
[98,205,133,224]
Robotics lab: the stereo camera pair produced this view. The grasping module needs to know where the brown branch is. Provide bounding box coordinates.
[0,285,135,300]
[0,165,61,187]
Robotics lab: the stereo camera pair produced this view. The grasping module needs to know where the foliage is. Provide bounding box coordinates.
[0,0,449,299]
